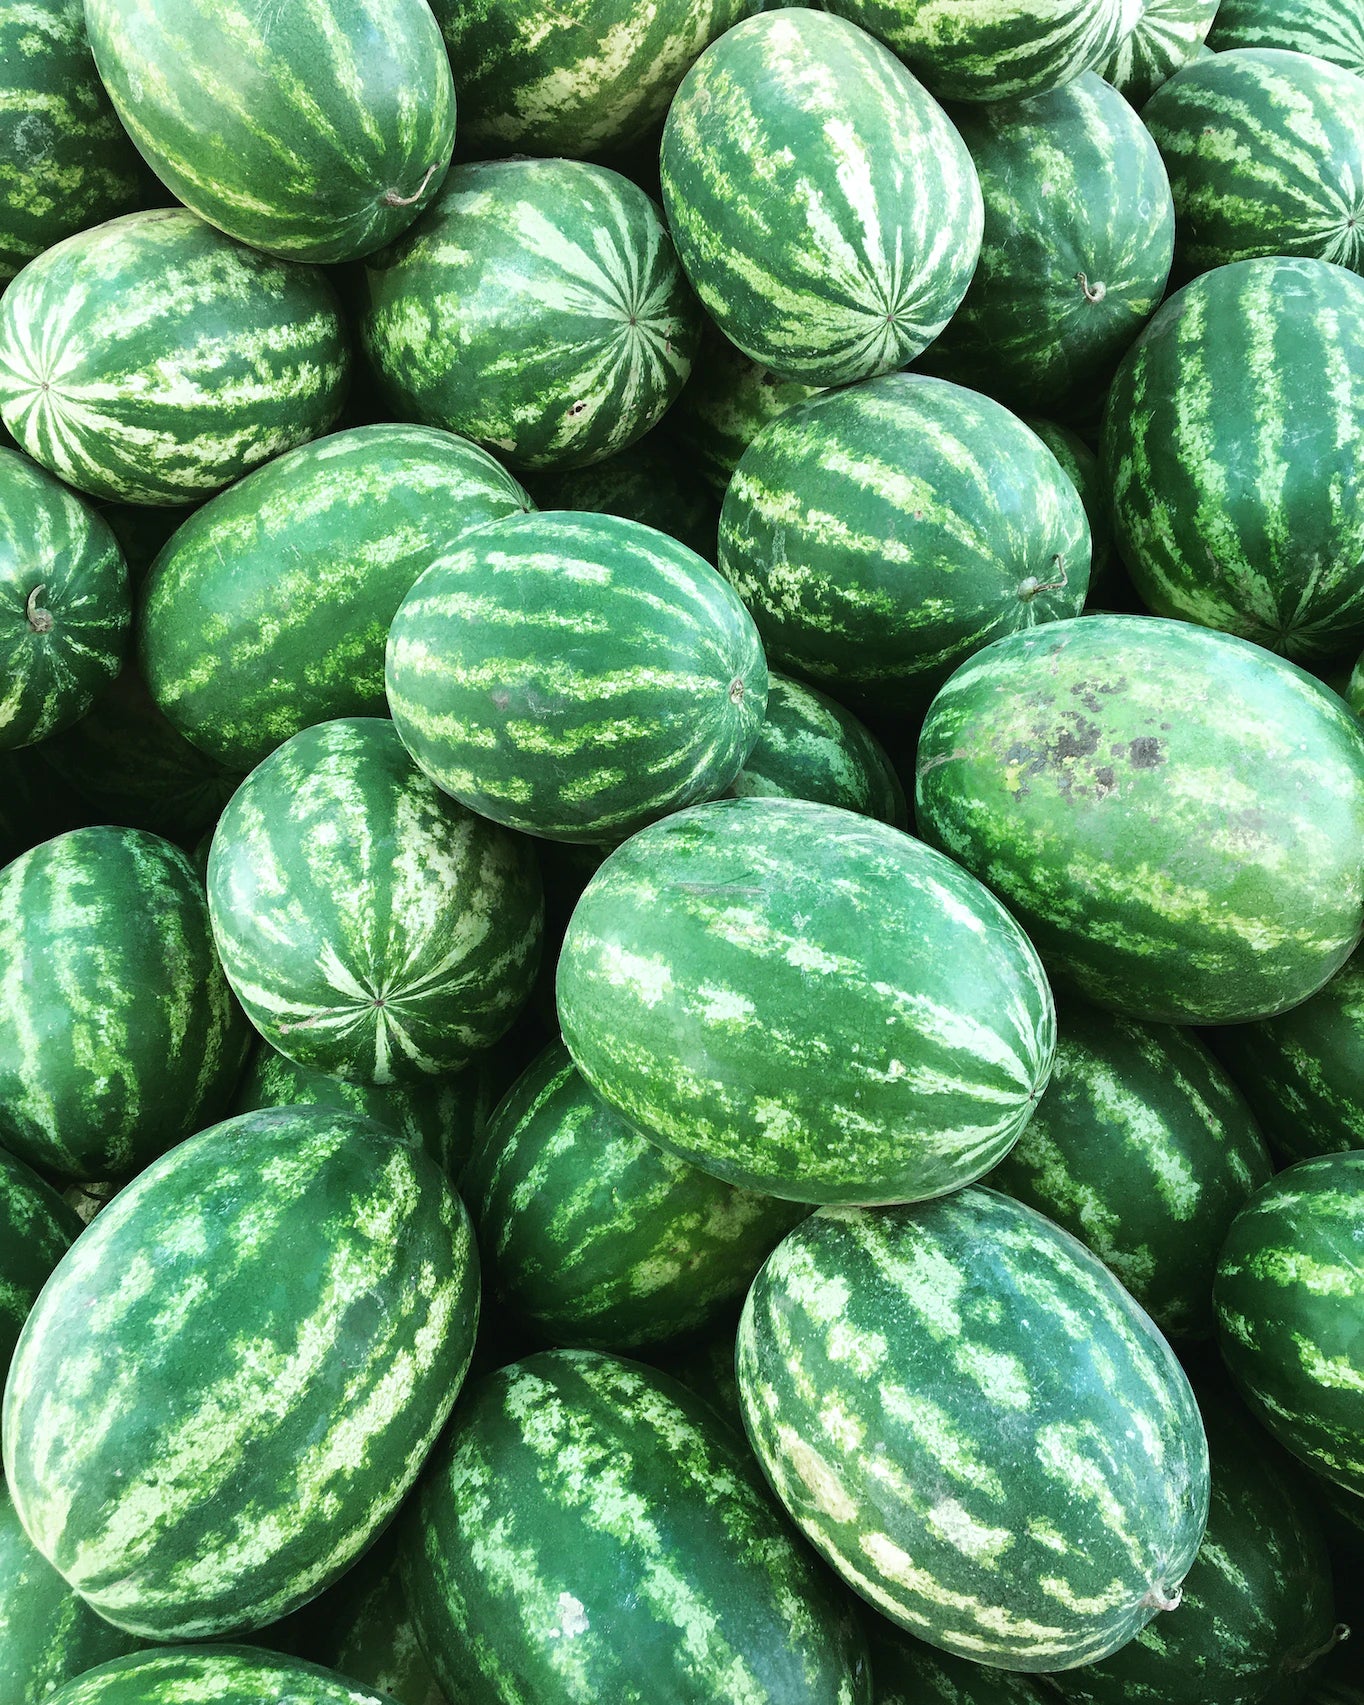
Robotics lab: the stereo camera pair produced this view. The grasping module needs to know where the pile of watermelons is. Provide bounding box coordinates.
[3,0,1364,1700]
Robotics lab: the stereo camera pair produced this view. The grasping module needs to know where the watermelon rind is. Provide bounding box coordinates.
[45,1646,402,1704]
[1207,0,1364,75]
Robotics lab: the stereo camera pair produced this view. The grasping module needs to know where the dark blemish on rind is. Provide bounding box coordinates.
[1094,766,1115,793]
[1129,737,1163,769]
[1055,716,1101,762]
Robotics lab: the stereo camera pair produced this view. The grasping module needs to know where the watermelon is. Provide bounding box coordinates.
[1208,1,1364,74]
[1212,954,1364,1166]
[46,1648,401,1705]
[718,374,1089,720]
[1021,419,1122,607]
[138,424,532,773]
[464,1038,806,1350]
[429,0,757,157]
[0,825,248,1180]
[1142,49,1364,278]
[1102,256,1364,662]
[915,615,1364,1024]
[401,1349,872,1703]
[0,1147,81,1385]
[0,447,129,749]
[84,0,454,263]
[730,673,908,827]
[0,1474,141,1705]
[659,10,984,386]
[1215,1151,1364,1497]
[737,1192,1209,1669]
[988,1001,1271,1339]
[0,209,350,506]
[2,1105,480,1639]
[207,717,543,1085]
[1091,0,1220,102]
[867,1624,1051,1703]
[918,74,1175,417]
[669,326,823,497]
[0,0,147,284]
[386,511,767,844]
[524,436,719,563]
[558,796,1055,1205]
[361,160,699,472]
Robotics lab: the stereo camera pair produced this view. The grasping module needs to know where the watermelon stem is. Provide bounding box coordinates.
[1017,557,1069,602]
[1075,273,1107,304]
[25,585,53,635]
[382,163,442,208]
[1290,1624,1351,1672]
[1141,1583,1182,1612]
[729,677,747,705]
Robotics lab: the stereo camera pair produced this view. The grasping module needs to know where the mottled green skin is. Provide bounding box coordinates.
[1091,0,1220,102]
[558,796,1055,1205]
[85,0,454,263]
[0,825,248,1179]
[915,616,1364,1023]
[387,511,766,844]
[817,0,1143,101]
[1053,1399,1338,1704]
[401,1350,872,1704]
[1144,50,1364,279]
[0,209,350,506]
[208,718,542,1085]
[1214,955,1364,1166]
[0,0,146,283]
[738,1193,1209,1669]
[47,1647,402,1704]
[670,326,823,497]
[362,161,698,472]
[1216,1153,1364,1497]
[1208,1,1364,74]
[660,11,983,387]
[465,1039,806,1350]
[719,375,1089,720]
[0,1146,80,1385]
[139,425,531,772]
[0,448,129,749]
[430,0,758,157]
[1021,419,1120,606]
[989,1003,1271,1339]
[525,436,719,562]
[1103,257,1364,661]
[868,1624,1051,1703]
[0,1475,142,1705]
[3,1107,480,1640]
[232,1040,493,1186]
[731,673,908,827]
[921,75,1174,417]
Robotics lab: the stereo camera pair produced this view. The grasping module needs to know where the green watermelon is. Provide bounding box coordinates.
[987,1001,1271,1339]
[1208,1,1364,74]
[385,511,767,844]
[915,616,1364,1024]
[669,326,823,497]
[2,1105,480,1640]
[1021,419,1122,606]
[737,1192,1209,1669]
[207,717,542,1085]
[558,796,1055,1205]
[0,209,350,506]
[1143,49,1364,278]
[0,0,147,284]
[401,1349,872,1704]
[660,10,983,386]
[464,1038,806,1350]
[1215,1152,1364,1497]
[867,1625,1051,1703]
[1091,0,1220,102]
[84,0,454,263]
[524,436,720,563]
[718,374,1089,720]
[919,74,1175,417]
[0,825,248,1180]
[0,1146,81,1384]
[0,447,129,749]
[361,160,699,472]
[47,1648,401,1705]
[1103,256,1364,661]
[139,424,532,773]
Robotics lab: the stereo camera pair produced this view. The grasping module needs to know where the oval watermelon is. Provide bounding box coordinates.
[46,1648,401,1705]
[1208,0,1364,74]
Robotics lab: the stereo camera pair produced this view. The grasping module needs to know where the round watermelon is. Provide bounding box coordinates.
[1092,0,1220,102]
[669,326,824,497]
[1207,0,1364,73]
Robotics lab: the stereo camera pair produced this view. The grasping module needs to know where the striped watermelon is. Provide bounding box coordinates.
[0,1148,81,1385]
[46,1648,402,1704]
[988,1002,1271,1339]
[207,718,542,1085]
[0,0,147,284]
[464,1038,806,1350]
[915,616,1364,1024]
[718,374,1089,720]
[1208,1,1364,74]
[2,1105,480,1640]
[400,1350,872,1704]
[385,511,767,843]
[1021,420,1122,607]
[660,10,984,387]
[1142,49,1364,278]
[1215,1152,1364,1497]
[557,796,1055,1205]
[0,209,350,506]
[737,1192,1209,1669]
[670,326,823,497]
[0,448,129,749]
[867,1625,1050,1702]
[1102,257,1364,661]
[918,73,1175,417]
[0,826,248,1180]
[84,0,454,263]
[361,160,699,472]
[1092,0,1220,102]
[525,436,719,563]
[139,424,531,773]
